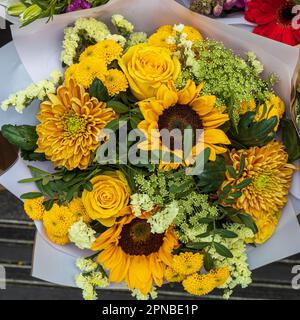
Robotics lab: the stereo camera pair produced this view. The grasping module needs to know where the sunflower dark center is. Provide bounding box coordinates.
[277,3,295,25]
[158,104,202,151]
[119,219,164,256]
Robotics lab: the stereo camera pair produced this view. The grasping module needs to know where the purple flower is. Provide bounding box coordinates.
[66,0,92,13]
[223,0,246,11]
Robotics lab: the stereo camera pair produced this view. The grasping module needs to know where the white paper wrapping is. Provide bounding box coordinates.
[0,0,300,287]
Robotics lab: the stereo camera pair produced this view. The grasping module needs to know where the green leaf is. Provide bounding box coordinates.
[197,218,214,224]
[204,252,214,271]
[215,229,238,238]
[237,213,258,234]
[186,242,211,250]
[105,119,121,132]
[281,118,300,163]
[197,231,211,238]
[84,181,93,192]
[237,154,246,178]
[1,125,38,151]
[230,191,243,199]
[194,155,226,193]
[223,198,236,205]
[107,101,130,114]
[44,199,54,211]
[18,177,43,184]
[226,165,237,179]
[228,112,277,148]
[20,192,43,200]
[235,178,252,189]
[89,78,110,102]
[214,242,233,258]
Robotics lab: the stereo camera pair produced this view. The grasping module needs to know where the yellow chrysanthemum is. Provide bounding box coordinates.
[221,140,297,243]
[103,69,128,97]
[209,267,230,287]
[164,267,186,283]
[43,203,77,238]
[74,57,108,88]
[79,45,100,62]
[148,31,177,52]
[64,64,79,85]
[46,231,70,246]
[92,207,179,295]
[68,197,91,223]
[36,79,116,170]
[137,80,230,170]
[24,197,45,221]
[247,211,282,244]
[182,273,217,296]
[152,25,203,45]
[172,252,204,276]
[85,40,123,64]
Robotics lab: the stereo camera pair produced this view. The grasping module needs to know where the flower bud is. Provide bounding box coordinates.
[7,2,27,16]
[20,4,42,24]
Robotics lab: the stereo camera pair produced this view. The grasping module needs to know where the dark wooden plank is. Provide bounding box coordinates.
[0,191,29,221]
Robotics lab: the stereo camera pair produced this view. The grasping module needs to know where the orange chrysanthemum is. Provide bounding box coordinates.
[36,79,116,170]
[92,207,179,295]
[221,140,297,243]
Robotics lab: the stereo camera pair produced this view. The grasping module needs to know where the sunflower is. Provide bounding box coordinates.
[92,207,179,295]
[137,80,230,169]
[221,140,297,243]
[36,78,116,170]
[103,69,129,97]
[24,197,45,220]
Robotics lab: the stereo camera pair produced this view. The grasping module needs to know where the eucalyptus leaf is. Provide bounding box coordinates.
[214,242,233,258]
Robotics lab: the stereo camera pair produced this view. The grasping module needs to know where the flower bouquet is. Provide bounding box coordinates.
[1,0,300,301]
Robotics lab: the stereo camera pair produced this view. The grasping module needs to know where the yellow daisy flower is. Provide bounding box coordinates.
[172,252,204,276]
[23,197,45,221]
[164,267,186,283]
[103,69,128,97]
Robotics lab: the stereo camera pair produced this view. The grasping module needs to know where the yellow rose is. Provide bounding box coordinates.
[82,171,131,227]
[119,44,181,100]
